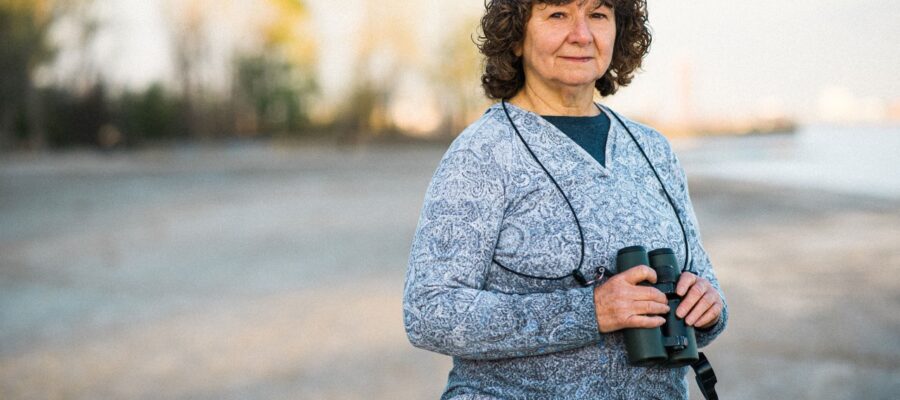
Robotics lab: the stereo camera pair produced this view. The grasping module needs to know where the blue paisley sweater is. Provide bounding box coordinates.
[403,102,728,399]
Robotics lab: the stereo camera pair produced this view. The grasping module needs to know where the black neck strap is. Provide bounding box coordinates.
[496,100,588,283]
[600,104,694,275]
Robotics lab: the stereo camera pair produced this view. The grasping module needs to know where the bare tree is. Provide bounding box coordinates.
[231,0,317,136]
[161,0,214,138]
[434,16,488,137]
[332,0,424,139]
[162,0,318,138]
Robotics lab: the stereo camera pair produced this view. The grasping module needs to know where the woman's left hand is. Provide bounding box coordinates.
[675,272,723,329]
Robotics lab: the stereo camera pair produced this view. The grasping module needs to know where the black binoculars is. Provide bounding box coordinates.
[616,245,699,367]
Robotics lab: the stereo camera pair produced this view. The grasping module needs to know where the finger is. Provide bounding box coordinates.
[676,272,698,297]
[676,281,708,319]
[632,285,668,304]
[694,302,723,329]
[685,291,717,326]
[620,265,657,285]
[633,300,670,316]
[624,315,666,329]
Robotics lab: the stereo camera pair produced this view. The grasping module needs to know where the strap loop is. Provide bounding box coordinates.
[692,352,719,400]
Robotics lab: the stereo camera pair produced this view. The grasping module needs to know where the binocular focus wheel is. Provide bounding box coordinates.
[664,336,689,350]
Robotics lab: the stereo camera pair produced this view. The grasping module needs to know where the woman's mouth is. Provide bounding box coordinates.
[560,56,593,62]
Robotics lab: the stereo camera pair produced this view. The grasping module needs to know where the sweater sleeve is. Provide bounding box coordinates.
[667,150,729,347]
[403,134,602,360]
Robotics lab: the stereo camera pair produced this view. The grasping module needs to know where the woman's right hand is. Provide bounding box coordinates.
[592,266,670,333]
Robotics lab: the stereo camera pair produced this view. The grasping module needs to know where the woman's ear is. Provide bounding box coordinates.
[514,43,523,58]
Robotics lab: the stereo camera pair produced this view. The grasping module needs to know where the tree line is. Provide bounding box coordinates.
[0,0,484,150]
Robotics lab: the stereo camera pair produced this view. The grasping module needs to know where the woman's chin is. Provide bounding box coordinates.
[553,78,600,91]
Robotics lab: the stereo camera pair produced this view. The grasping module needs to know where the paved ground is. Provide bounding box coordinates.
[1,143,898,399]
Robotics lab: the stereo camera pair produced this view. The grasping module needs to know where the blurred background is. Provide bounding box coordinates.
[1,0,898,399]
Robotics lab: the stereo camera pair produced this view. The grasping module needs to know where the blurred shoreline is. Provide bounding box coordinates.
[6,121,899,200]
[1,144,898,399]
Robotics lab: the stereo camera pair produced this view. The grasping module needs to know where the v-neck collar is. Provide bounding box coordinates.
[495,101,624,178]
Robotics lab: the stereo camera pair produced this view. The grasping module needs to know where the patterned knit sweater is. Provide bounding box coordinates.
[403,102,728,399]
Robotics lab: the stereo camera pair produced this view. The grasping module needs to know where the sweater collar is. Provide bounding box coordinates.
[491,101,624,177]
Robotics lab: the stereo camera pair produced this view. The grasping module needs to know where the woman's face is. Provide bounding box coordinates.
[516,1,617,93]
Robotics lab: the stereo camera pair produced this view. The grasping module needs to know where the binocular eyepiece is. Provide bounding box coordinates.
[616,246,699,368]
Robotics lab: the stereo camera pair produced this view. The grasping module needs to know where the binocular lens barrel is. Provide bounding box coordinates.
[648,248,680,284]
[648,248,700,367]
[616,246,668,366]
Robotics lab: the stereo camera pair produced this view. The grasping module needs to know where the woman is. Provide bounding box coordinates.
[403,0,727,398]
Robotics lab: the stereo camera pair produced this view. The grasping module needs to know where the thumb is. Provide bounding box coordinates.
[620,265,657,285]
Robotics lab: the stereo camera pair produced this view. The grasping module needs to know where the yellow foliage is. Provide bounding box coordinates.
[160,0,316,74]
[0,0,48,11]
[0,0,54,21]
[259,0,315,68]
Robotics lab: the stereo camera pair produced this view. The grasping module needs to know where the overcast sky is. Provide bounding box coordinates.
[625,0,900,122]
[75,0,900,123]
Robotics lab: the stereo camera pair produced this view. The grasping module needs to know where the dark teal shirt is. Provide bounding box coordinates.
[541,113,611,167]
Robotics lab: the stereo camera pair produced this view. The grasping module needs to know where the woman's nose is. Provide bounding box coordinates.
[568,17,593,45]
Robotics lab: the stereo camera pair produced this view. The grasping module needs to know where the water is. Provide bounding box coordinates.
[674,124,900,200]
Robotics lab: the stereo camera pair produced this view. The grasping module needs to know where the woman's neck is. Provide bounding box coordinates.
[509,81,599,117]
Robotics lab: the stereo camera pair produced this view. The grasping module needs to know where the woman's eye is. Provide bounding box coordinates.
[549,12,566,19]
[591,12,608,20]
